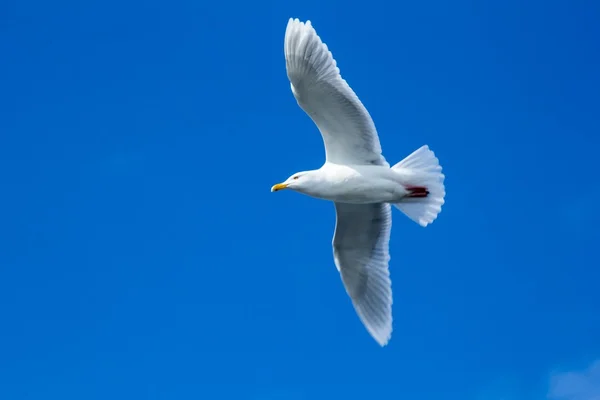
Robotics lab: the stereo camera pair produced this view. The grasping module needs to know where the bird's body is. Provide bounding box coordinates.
[272,18,446,346]
[292,163,411,204]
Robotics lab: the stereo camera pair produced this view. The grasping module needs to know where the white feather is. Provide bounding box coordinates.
[284,18,387,167]
[333,203,393,346]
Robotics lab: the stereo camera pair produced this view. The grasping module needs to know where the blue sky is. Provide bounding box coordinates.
[1,0,599,399]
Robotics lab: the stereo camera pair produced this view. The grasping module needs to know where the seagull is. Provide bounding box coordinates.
[271,18,446,346]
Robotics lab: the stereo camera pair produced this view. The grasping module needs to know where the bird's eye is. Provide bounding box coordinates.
[293,176,299,180]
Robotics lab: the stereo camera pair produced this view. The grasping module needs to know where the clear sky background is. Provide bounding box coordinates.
[1,0,599,399]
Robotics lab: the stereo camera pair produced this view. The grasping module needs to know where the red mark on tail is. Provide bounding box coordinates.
[405,185,429,198]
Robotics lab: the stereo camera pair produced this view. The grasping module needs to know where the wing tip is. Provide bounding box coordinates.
[370,320,393,347]
[353,291,394,347]
[286,17,315,37]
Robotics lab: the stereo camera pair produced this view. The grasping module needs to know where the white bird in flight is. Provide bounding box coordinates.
[271,18,446,346]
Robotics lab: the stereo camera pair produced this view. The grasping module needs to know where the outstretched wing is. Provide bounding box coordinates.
[284,18,387,167]
[332,202,393,346]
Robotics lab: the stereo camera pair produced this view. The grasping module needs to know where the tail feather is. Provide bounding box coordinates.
[392,145,445,227]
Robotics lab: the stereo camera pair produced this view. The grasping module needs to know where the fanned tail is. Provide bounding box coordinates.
[392,145,445,227]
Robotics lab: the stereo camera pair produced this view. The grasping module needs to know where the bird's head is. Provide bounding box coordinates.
[271,171,315,193]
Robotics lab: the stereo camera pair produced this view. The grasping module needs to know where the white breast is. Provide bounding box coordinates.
[311,163,405,203]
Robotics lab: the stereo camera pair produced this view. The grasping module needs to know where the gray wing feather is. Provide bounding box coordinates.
[332,202,393,346]
[284,18,387,167]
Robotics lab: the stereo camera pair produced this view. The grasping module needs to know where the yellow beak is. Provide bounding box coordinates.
[271,183,288,192]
